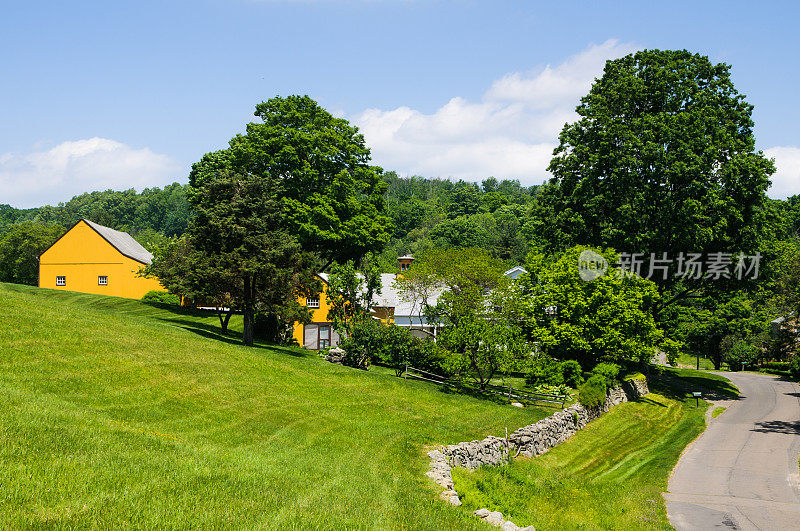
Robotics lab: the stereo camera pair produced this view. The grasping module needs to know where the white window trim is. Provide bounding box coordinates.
[307,297,320,309]
[98,275,108,286]
[56,276,66,286]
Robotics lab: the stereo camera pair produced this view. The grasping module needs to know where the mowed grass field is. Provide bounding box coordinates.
[1,283,551,528]
[452,374,737,530]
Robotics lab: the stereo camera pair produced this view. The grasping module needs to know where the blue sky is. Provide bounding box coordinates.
[2,0,799,207]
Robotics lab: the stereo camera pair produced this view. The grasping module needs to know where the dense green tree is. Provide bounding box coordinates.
[521,246,671,368]
[149,170,316,346]
[0,223,65,285]
[430,216,489,249]
[143,235,238,334]
[445,181,482,219]
[537,50,775,302]
[679,294,765,369]
[190,95,393,270]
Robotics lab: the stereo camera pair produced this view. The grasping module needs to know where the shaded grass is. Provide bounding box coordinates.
[656,367,740,400]
[1,283,552,528]
[452,391,709,530]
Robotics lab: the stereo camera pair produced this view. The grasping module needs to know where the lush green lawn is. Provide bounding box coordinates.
[452,371,737,530]
[1,283,553,528]
[675,351,726,371]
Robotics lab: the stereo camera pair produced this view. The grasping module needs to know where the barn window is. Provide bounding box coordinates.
[98,275,108,286]
[56,276,66,286]
[306,297,320,308]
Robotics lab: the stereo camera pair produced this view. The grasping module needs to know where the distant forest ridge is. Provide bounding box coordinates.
[6,171,800,272]
[0,173,545,269]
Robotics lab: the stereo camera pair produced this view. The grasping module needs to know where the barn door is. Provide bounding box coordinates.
[304,324,319,349]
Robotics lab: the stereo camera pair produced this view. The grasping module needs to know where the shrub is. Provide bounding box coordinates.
[525,355,564,387]
[381,325,444,376]
[789,357,800,380]
[725,340,759,371]
[142,290,180,306]
[338,317,382,370]
[560,360,583,388]
[591,362,620,386]
[578,374,608,408]
[762,361,791,370]
[409,338,447,375]
[339,347,371,369]
[376,325,413,374]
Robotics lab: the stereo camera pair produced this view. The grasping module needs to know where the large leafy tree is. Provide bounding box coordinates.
[190,95,393,270]
[536,49,775,303]
[151,95,389,346]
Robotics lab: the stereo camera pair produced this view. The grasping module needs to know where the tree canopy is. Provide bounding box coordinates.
[189,95,393,269]
[0,222,65,286]
[536,50,774,279]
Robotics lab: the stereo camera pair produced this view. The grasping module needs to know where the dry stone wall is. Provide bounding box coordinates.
[426,378,650,528]
[439,379,649,468]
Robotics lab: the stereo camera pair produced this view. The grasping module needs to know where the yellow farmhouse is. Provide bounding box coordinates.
[39,219,163,299]
[293,256,431,350]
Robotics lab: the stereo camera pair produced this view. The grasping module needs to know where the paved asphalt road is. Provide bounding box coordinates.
[664,372,800,530]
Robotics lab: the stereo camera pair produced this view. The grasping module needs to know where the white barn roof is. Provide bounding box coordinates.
[83,219,154,265]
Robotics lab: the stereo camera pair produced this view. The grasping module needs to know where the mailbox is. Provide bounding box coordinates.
[692,391,702,408]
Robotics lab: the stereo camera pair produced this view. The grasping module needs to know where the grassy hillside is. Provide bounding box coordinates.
[452,374,735,530]
[1,283,549,528]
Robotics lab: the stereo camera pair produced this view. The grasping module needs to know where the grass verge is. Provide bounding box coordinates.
[452,369,738,530]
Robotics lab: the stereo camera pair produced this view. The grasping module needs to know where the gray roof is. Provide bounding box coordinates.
[83,219,153,265]
[318,266,523,319]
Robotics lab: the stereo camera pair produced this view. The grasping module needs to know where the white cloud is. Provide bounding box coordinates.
[0,138,182,208]
[764,146,800,199]
[353,39,639,184]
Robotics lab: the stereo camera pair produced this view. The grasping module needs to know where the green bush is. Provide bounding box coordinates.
[789,357,800,380]
[340,320,447,374]
[725,340,759,371]
[591,362,620,386]
[377,325,444,377]
[375,324,412,374]
[761,361,791,370]
[525,355,564,387]
[141,290,180,306]
[560,360,583,388]
[578,374,608,408]
[338,317,382,370]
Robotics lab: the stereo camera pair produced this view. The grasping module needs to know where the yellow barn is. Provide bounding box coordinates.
[38,219,163,299]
